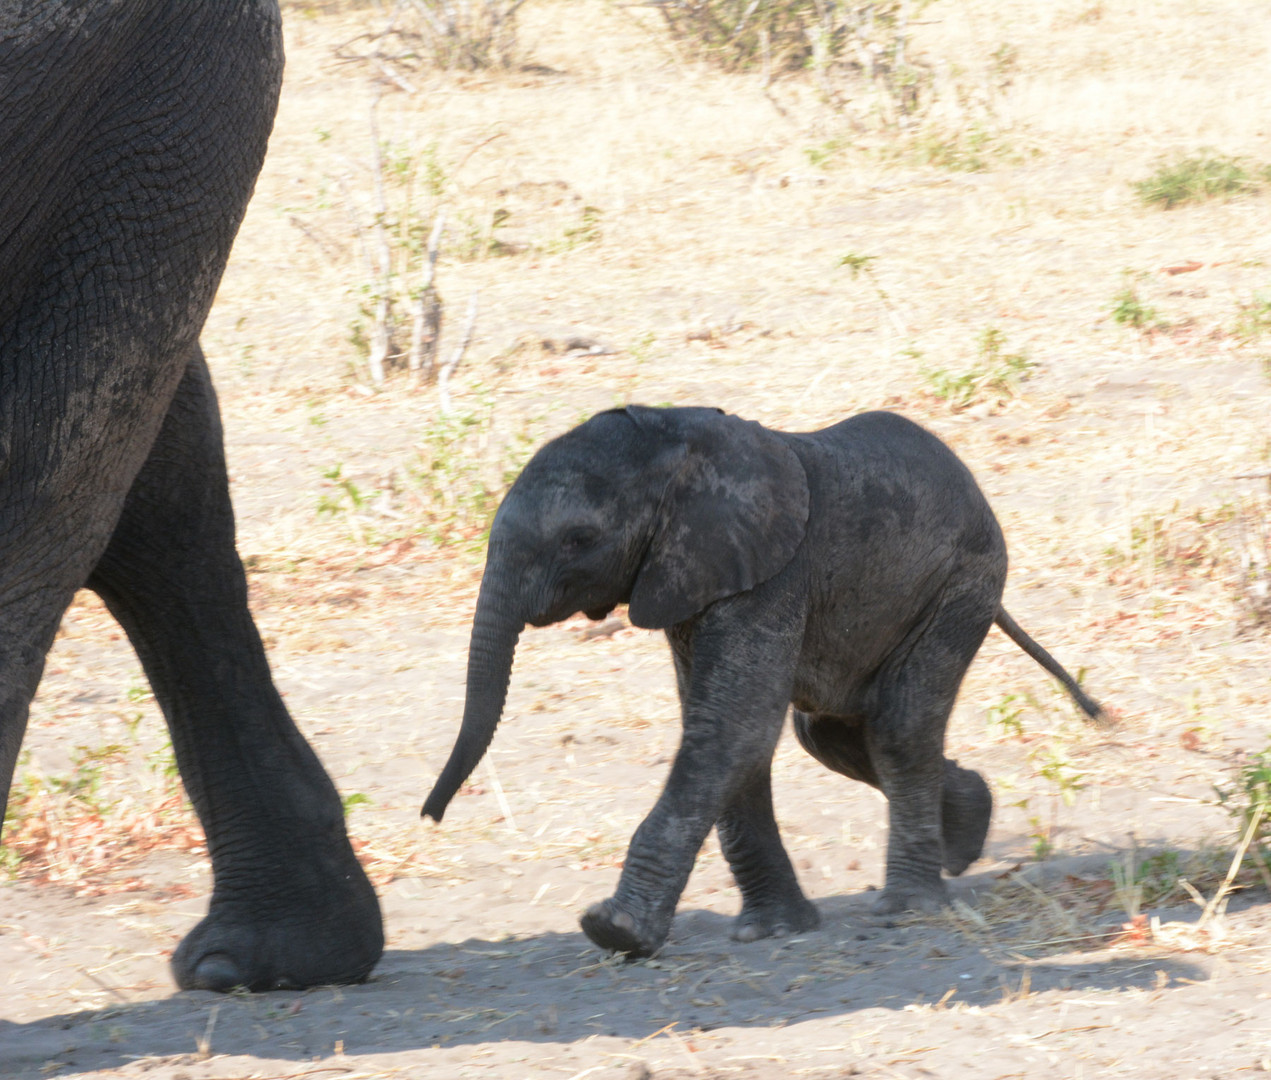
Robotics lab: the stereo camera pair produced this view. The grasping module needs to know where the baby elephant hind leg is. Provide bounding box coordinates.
[865,587,999,915]
[792,713,992,880]
[940,759,992,876]
[716,765,820,943]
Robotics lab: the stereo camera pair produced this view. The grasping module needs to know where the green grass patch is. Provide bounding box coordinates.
[1235,290,1271,340]
[922,327,1034,410]
[1133,151,1268,209]
[1110,275,1165,331]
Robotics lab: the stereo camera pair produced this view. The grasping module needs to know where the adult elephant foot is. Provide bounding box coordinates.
[172,840,382,991]
[580,897,667,958]
[86,354,385,993]
[941,761,992,876]
[731,893,820,943]
[867,878,949,920]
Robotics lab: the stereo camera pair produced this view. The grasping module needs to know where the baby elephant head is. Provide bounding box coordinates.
[421,405,810,822]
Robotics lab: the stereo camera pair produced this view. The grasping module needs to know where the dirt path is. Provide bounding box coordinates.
[5,1,1271,1076]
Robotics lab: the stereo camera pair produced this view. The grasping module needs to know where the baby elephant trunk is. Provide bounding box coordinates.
[421,575,522,822]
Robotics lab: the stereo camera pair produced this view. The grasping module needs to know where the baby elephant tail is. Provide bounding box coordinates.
[995,607,1110,725]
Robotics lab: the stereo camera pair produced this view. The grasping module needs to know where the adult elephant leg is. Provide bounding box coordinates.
[864,586,998,915]
[0,601,74,843]
[581,603,801,957]
[86,348,383,992]
[793,712,991,877]
[1,471,142,850]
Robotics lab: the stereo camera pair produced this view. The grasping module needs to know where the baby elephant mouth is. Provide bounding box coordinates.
[529,597,578,626]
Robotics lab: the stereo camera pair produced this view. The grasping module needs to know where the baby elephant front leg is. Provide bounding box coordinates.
[580,803,709,957]
[582,711,792,956]
[582,597,805,956]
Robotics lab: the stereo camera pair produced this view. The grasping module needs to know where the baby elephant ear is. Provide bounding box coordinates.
[627,407,810,630]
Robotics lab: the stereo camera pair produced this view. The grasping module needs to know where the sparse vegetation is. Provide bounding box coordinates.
[986,693,1025,740]
[1022,743,1087,860]
[912,124,1004,173]
[317,462,380,519]
[651,0,930,77]
[1103,497,1269,622]
[836,252,876,277]
[315,462,389,547]
[556,204,603,251]
[1110,272,1165,331]
[409,401,536,549]
[342,791,372,815]
[335,0,535,73]
[921,327,1033,411]
[310,402,534,551]
[339,127,452,387]
[1109,845,1201,921]
[1134,151,1267,209]
[805,136,850,168]
[1235,289,1271,341]
[0,738,203,894]
[1216,739,1271,884]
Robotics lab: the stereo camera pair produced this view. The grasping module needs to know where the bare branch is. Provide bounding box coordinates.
[335,173,391,387]
[409,208,447,382]
[438,290,479,413]
[365,94,396,386]
[375,58,418,95]
[286,214,344,263]
[336,175,375,284]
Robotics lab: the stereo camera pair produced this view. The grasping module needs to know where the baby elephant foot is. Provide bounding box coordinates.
[731,894,821,944]
[868,879,950,921]
[580,897,667,958]
[941,761,993,876]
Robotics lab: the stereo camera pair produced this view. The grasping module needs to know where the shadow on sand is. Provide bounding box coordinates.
[3,858,1244,1077]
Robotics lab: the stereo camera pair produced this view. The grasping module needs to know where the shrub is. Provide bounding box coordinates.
[654,0,926,78]
[336,0,533,73]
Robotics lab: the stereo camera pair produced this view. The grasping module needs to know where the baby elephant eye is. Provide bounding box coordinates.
[561,527,599,554]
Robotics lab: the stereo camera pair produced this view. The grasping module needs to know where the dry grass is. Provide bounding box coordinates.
[6,0,1265,905]
[6,2,1271,1074]
[18,0,1271,937]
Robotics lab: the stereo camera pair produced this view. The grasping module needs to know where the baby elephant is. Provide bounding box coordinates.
[423,407,1105,957]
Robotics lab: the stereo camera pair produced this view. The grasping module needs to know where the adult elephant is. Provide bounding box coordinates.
[0,2,382,991]
[423,406,1105,958]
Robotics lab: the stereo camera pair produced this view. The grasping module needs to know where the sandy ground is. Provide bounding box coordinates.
[4,1,1271,1076]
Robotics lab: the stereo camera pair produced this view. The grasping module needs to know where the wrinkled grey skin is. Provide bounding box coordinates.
[0,1,382,991]
[424,406,1104,957]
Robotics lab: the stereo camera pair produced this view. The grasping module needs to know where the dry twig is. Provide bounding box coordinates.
[365,94,395,386]
[438,290,479,413]
[409,208,447,382]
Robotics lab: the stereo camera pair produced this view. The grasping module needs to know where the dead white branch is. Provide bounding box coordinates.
[409,208,447,383]
[365,94,395,386]
[438,290,478,414]
[335,173,387,388]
